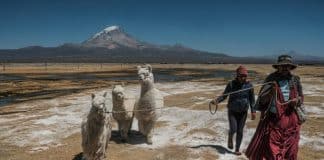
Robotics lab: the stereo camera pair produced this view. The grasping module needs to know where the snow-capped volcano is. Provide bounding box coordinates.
[0,25,232,63]
[82,25,151,49]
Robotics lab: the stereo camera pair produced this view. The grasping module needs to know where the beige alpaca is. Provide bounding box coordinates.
[81,92,112,160]
[112,85,135,142]
[134,64,164,144]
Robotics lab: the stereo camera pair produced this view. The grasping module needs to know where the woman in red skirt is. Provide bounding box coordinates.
[245,55,305,160]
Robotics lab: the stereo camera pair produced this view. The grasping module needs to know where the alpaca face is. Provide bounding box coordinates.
[112,85,125,101]
[91,92,108,116]
[137,65,154,84]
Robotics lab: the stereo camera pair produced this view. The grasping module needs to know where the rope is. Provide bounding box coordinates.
[218,81,275,97]
[106,107,164,114]
[106,98,209,114]
[272,82,301,106]
[5,81,295,115]
[276,97,299,105]
[208,81,275,115]
[209,102,218,115]
[107,81,276,114]
[260,83,302,121]
[5,81,294,117]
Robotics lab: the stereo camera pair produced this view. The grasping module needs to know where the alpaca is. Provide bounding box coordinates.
[134,64,164,144]
[81,92,112,160]
[112,85,135,142]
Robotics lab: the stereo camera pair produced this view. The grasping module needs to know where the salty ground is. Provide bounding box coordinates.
[0,64,323,160]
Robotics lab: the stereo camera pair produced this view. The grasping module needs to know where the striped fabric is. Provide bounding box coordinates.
[278,80,290,102]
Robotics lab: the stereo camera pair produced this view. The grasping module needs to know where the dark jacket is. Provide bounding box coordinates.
[217,79,255,113]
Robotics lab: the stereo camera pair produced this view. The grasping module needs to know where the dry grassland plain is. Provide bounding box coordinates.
[0,63,323,160]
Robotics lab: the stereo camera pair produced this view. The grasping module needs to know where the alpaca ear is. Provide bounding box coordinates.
[146,64,152,73]
[103,92,108,97]
[137,66,141,71]
[121,82,125,87]
[91,93,95,99]
[112,85,116,89]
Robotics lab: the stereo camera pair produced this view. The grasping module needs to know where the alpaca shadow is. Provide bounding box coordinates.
[190,144,235,155]
[110,130,147,145]
[72,152,83,160]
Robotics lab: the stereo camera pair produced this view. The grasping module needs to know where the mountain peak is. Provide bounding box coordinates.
[103,25,120,32]
[90,25,122,40]
[83,25,147,49]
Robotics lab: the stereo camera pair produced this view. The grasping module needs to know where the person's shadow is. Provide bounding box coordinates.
[190,144,235,155]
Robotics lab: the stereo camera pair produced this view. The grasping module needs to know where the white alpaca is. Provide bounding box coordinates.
[81,92,112,160]
[112,85,135,142]
[134,64,164,144]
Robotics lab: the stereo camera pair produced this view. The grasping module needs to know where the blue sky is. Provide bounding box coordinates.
[0,0,323,56]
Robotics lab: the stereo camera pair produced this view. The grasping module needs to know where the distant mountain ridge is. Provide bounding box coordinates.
[0,26,323,64]
[257,50,324,64]
[0,25,230,63]
[263,51,324,61]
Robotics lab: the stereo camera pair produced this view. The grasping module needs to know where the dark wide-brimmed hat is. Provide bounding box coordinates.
[272,55,297,70]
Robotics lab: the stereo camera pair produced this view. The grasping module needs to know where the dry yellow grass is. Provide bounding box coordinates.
[155,120,169,128]
[1,63,323,75]
[298,146,324,160]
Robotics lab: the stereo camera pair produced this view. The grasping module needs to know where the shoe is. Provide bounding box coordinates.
[227,136,233,149]
[234,151,242,156]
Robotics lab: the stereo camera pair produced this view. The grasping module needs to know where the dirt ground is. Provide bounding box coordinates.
[0,64,323,160]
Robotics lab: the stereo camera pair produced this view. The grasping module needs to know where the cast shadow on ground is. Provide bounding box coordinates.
[110,130,147,145]
[72,130,147,160]
[190,144,235,155]
[72,152,83,160]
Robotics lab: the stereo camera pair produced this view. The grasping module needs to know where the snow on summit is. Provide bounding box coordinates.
[91,25,121,39]
[103,25,120,32]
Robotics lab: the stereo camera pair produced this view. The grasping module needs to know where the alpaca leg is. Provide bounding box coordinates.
[117,120,123,139]
[138,119,145,135]
[95,140,106,160]
[102,142,107,159]
[121,121,129,142]
[128,117,134,134]
[108,126,112,157]
[81,124,89,160]
[95,150,105,160]
[144,120,155,144]
[105,132,110,151]
[105,143,110,155]
[118,120,121,132]
[140,120,149,136]
[122,119,132,141]
[97,135,105,159]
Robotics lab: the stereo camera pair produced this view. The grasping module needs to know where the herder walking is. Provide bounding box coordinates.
[211,65,256,155]
[245,55,305,160]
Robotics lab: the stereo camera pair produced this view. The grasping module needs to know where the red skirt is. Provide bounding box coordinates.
[245,111,300,160]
